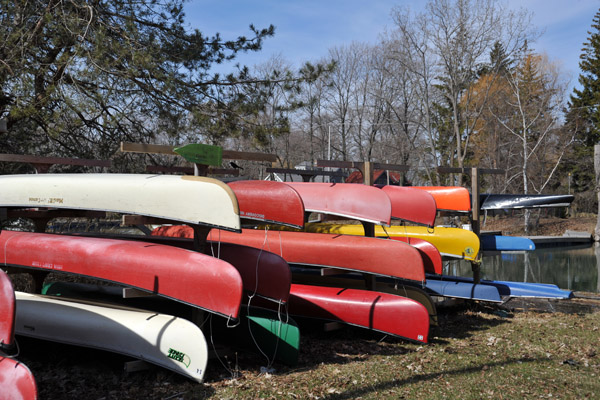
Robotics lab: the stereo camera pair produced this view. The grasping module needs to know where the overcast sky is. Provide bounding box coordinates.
[185,0,599,94]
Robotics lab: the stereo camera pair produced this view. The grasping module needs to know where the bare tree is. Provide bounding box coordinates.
[487,53,571,232]
[390,0,534,184]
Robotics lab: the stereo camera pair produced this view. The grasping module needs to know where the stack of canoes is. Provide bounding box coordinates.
[0,174,574,388]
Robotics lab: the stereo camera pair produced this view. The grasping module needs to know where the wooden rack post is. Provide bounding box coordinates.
[316,160,409,187]
[437,166,505,283]
[315,159,409,290]
[265,167,346,182]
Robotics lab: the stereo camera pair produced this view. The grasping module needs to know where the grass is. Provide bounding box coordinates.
[187,305,600,400]
[20,302,600,399]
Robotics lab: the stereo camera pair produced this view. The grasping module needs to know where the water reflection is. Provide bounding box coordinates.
[446,244,599,293]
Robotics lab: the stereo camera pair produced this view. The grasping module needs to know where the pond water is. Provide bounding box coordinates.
[446,244,600,293]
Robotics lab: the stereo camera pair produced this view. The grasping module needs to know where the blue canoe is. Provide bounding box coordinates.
[422,279,502,302]
[426,274,573,299]
[480,235,535,251]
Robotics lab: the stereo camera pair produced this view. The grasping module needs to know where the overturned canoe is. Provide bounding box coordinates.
[286,283,429,343]
[0,269,16,350]
[286,182,392,225]
[413,186,471,214]
[379,185,437,227]
[0,231,243,320]
[206,228,425,283]
[0,173,240,231]
[228,180,305,228]
[479,193,574,210]
[79,230,292,306]
[480,235,535,252]
[425,274,573,299]
[303,223,480,261]
[14,291,209,382]
[0,356,38,399]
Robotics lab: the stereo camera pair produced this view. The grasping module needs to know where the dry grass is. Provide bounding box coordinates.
[17,304,600,399]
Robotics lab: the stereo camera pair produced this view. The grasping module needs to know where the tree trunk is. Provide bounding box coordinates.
[594,144,600,241]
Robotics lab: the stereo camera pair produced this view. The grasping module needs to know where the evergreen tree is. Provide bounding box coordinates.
[564,9,600,194]
[0,0,275,171]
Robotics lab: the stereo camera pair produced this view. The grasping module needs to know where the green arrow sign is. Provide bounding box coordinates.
[173,143,223,166]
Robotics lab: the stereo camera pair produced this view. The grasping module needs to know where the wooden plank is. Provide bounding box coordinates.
[437,166,505,175]
[122,215,185,226]
[122,288,155,299]
[120,142,176,155]
[121,142,277,162]
[0,153,111,168]
[224,150,277,162]
[145,165,239,176]
[266,168,345,177]
[316,159,409,172]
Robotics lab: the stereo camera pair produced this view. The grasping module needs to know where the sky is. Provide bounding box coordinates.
[185,0,600,95]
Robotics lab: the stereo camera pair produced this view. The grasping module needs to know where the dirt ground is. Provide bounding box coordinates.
[479,213,597,236]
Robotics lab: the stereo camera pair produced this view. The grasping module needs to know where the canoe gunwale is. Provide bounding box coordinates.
[0,206,242,233]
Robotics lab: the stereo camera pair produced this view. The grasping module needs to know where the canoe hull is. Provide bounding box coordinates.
[287,283,429,343]
[0,356,38,400]
[480,235,535,251]
[0,269,16,349]
[479,193,574,210]
[379,185,437,227]
[413,186,471,213]
[228,180,305,228]
[287,182,392,225]
[303,223,480,261]
[14,292,209,382]
[426,275,573,299]
[0,231,243,320]
[289,267,438,326]
[205,229,426,282]
[0,173,240,230]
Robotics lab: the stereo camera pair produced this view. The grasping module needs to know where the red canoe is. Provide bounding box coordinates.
[228,180,305,228]
[0,231,243,320]
[413,186,471,213]
[0,269,16,349]
[137,230,292,304]
[206,229,425,282]
[0,356,38,400]
[286,182,392,225]
[379,186,437,227]
[287,284,429,343]
[390,237,442,275]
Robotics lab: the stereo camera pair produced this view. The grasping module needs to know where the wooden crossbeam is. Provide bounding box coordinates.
[120,142,277,162]
[0,153,111,171]
[437,166,505,175]
[316,159,409,172]
[145,165,239,176]
[122,215,182,226]
[436,166,505,284]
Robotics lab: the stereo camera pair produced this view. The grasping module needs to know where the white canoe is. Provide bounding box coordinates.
[0,174,240,231]
[14,292,209,382]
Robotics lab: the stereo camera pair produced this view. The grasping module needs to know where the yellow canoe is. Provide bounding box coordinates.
[303,223,480,261]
